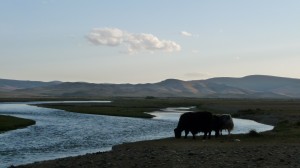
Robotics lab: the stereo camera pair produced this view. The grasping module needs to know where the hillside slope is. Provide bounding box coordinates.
[1,75,300,98]
[0,79,61,92]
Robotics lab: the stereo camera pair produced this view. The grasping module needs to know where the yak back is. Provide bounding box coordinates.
[176,111,213,133]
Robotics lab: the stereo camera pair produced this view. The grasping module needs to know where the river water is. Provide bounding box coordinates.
[0,102,273,167]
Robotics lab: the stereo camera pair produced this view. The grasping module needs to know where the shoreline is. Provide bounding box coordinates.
[15,136,300,168]
[7,98,300,168]
[15,115,300,168]
[7,115,273,168]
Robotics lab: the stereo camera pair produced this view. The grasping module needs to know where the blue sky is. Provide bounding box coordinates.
[1,0,300,83]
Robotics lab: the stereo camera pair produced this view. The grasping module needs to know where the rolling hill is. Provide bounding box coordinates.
[1,75,300,98]
[0,79,61,92]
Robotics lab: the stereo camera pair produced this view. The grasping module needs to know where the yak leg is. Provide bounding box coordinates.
[208,131,212,139]
[203,132,207,139]
[191,131,197,139]
[184,130,189,138]
[215,129,220,138]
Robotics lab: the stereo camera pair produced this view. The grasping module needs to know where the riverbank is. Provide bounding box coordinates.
[0,115,35,133]
[32,98,201,118]
[16,135,300,168]
[15,99,300,168]
[31,98,300,124]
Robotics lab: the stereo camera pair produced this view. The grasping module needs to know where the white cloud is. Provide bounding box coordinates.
[86,28,181,53]
[180,31,192,37]
[86,28,124,46]
[126,33,181,53]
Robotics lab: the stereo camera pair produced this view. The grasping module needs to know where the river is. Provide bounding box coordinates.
[0,102,273,167]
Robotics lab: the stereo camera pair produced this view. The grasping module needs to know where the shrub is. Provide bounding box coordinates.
[248,129,261,137]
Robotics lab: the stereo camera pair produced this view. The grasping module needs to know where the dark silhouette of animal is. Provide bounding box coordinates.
[211,114,221,137]
[216,114,234,135]
[174,111,220,139]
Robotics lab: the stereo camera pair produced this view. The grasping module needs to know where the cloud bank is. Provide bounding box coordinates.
[86,28,181,54]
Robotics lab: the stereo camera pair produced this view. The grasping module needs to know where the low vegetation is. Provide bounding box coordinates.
[33,97,201,118]
[0,115,36,133]
[247,129,261,137]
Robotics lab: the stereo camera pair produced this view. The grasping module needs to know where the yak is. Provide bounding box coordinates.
[174,111,220,139]
[216,114,234,135]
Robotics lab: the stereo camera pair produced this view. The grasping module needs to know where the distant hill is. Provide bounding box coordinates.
[0,79,61,92]
[205,75,300,97]
[1,75,300,98]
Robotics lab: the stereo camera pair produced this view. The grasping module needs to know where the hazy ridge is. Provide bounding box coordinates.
[1,75,300,98]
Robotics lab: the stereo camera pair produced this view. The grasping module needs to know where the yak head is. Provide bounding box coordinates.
[174,128,182,138]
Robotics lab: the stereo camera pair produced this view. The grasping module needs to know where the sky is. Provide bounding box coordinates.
[1,0,300,84]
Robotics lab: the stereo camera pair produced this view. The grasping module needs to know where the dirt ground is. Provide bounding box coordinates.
[15,136,300,168]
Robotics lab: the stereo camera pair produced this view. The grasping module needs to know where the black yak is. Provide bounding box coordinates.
[174,111,220,139]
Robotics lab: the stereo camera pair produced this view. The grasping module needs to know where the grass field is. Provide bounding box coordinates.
[34,97,204,118]
[0,115,36,133]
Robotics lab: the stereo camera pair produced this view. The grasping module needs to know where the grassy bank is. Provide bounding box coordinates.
[32,98,300,138]
[33,97,202,118]
[0,97,100,102]
[33,98,300,122]
[0,115,36,133]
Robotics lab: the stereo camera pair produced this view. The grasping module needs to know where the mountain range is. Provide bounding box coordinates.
[1,75,300,98]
